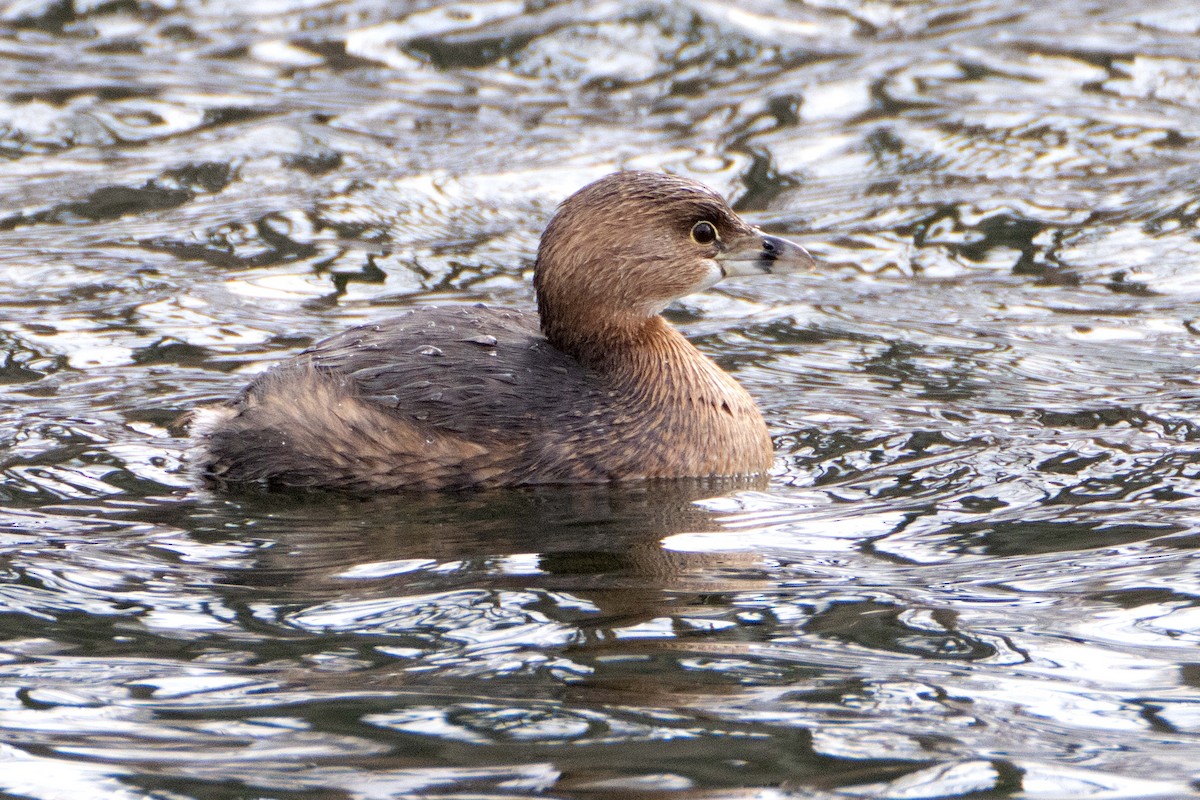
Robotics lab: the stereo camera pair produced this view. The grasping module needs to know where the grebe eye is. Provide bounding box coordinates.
[691,221,718,245]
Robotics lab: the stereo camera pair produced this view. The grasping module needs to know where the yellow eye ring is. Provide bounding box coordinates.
[691,221,718,245]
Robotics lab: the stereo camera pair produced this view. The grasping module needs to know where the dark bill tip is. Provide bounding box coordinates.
[759,234,817,273]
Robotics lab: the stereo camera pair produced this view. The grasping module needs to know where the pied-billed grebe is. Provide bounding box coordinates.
[196,171,814,491]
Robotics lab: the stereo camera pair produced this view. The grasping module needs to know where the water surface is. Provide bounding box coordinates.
[3,0,1200,797]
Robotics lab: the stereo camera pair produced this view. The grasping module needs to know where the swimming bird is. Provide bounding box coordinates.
[195,170,814,491]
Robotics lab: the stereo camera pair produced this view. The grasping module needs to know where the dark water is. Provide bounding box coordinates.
[3,0,1200,797]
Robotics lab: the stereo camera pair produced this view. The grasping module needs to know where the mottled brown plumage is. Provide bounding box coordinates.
[195,171,814,491]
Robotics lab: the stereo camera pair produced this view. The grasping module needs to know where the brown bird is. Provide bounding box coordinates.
[195,170,815,491]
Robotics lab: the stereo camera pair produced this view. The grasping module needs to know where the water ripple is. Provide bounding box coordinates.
[3,0,1200,796]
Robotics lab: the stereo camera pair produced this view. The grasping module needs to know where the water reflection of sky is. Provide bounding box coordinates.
[2,0,1200,797]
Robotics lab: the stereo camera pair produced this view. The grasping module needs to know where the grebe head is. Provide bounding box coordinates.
[533,171,814,351]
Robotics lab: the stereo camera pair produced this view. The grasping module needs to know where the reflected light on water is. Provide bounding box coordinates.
[2,0,1200,797]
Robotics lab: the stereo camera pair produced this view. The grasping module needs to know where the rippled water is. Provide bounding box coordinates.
[3,0,1200,797]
